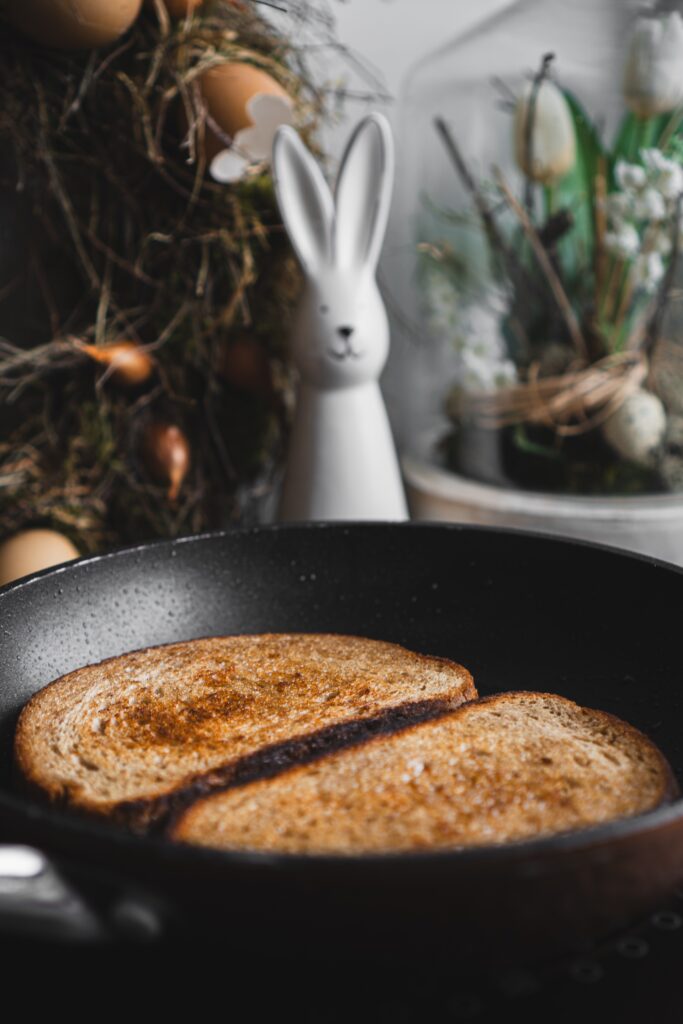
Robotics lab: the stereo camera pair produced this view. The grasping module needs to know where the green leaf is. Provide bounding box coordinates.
[612,112,644,166]
[547,90,604,282]
[610,110,683,177]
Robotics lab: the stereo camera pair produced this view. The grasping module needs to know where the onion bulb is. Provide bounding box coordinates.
[78,341,155,387]
[142,422,191,502]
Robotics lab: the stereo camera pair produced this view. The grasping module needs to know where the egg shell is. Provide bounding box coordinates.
[200,62,290,161]
[0,530,79,587]
[602,388,667,466]
[219,338,273,395]
[7,0,142,50]
[160,0,204,16]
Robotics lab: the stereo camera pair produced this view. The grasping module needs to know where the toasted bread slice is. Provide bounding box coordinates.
[171,692,678,853]
[14,633,476,828]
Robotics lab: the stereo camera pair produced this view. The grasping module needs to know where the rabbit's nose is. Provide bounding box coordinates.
[337,325,354,339]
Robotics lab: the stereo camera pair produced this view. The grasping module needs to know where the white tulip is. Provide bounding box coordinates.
[513,79,576,184]
[623,13,683,118]
[603,389,667,466]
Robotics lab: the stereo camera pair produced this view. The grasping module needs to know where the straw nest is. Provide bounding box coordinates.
[0,0,327,550]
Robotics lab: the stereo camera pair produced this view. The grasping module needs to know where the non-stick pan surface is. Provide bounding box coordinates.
[0,522,682,960]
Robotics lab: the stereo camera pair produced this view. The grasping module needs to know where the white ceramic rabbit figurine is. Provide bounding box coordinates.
[272,113,408,522]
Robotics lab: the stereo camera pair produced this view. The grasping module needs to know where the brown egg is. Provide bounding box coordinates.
[219,338,273,396]
[160,0,204,16]
[0,530,79,587]
[6,0,143,50]
[200,62,290,161]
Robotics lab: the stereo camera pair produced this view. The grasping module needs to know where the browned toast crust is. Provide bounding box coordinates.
[14,632,476,829]
[121,697,457,833]
[171,691,679,854]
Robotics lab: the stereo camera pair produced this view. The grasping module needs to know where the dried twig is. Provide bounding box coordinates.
[433,117,538,317]
[594,154,608,302]
[494,168,589,362]
[460,351,647,436]
[434,117,510,274]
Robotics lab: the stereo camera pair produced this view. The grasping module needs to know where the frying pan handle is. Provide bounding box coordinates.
[0,845,107,941]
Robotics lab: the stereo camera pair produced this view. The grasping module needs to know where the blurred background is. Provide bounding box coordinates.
[3,0,683,579]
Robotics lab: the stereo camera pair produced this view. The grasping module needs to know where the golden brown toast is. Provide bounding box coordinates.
[171,692,678,854]
[14,633,476,829]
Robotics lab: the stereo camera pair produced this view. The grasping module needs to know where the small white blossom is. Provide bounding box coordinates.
[493,360,518,387]
[424,271,517,395]
[633,250,665,292]
[605,223,640,259]
[651,226,673,256]
[458,344,518,394]
[605,191,634,225]
[424,271,459,337]
[461,350,499,392]
[456,304,507,361]
[633,186,668,221]
[615,160,647,192]
[642,148,683,198]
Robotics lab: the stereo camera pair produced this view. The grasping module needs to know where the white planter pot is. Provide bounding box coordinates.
[402,445,683,566]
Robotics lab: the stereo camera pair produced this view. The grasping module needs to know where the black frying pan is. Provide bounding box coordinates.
[0,522,682,961]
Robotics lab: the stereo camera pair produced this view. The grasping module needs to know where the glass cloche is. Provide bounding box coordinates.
[397,0,683,495]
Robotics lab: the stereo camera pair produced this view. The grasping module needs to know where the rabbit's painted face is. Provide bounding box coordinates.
[293,271,389,389]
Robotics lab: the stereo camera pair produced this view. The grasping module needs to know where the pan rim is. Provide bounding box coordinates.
[1,520,682,871]
[1,782,681,871]
[1,518,682,598]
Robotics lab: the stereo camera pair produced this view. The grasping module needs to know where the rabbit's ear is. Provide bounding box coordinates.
[272,125,334,274]
[334,113,394,272]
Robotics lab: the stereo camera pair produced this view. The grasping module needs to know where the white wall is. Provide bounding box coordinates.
[319,0,507,153]
[320,2,510,443]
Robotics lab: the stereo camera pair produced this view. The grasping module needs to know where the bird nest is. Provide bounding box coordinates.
[0,1,329,551]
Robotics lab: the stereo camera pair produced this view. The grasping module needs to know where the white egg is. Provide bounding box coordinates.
[602,388,667,466]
